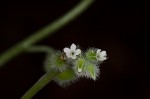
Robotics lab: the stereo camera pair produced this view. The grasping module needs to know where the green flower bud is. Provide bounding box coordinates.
[85,48,97,61]
[73,58,86,73]
[48,51,69,72]
[53,69,77,87]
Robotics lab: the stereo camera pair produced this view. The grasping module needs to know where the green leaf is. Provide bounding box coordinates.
[87,64,96,80]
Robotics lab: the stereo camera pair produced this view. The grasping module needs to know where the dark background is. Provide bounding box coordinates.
[0,1,150,99]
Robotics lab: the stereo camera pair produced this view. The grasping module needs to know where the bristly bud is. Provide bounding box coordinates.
[85,48,97,62]
[84,63,100,81]
[53,69,78,87]
[76,58,85,73]
[73,58,86,74]
[49,51,69,72]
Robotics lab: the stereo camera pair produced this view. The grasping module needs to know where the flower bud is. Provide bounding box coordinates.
[53,69,77,87]
[74,58,86,73]
[85,48,97,61]
[49,51,69,72]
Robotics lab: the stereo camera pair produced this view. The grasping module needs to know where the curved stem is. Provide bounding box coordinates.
[0,0,94,67]
[21,71,58,99]
[26,46,54,53]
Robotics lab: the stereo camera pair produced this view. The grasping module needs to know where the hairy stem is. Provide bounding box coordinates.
[0,0,94,67]
[21,71,58,99]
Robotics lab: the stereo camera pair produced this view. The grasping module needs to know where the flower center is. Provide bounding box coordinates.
[96,54,100,59]
[71,51,75,56]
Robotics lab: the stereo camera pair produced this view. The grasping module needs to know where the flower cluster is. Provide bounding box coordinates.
[46,43,107,87]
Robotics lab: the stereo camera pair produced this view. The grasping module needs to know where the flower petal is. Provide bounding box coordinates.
[66,53,71,58]
[71,55,76,59]
[101,51,106,57]
[100,57,107,61]
[97,49,101,54]
[75,49,81,55]
[63,48,70,53]
[71,43,76,50]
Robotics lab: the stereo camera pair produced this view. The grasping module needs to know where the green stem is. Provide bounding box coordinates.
[26,46,54,53]
[21,71,58,99]
[0,0,94,67]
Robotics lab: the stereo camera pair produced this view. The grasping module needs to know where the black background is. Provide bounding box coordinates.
[0,1,150,99]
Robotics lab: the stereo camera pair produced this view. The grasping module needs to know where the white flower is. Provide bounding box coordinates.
[63,43,81,59]
[96,49,107,61]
